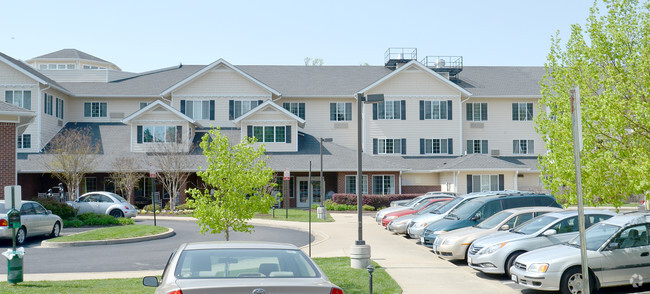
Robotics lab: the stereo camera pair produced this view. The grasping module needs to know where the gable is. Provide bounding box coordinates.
[371,66,461,96]
[173,65,272,96]
[0,60,39,84]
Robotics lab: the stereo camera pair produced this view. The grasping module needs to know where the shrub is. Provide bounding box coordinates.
[77,213,122,226]
[64,218,84,228]
[118,217,135,225]
[362,204,375,211]
[36,198,76,220]
[331,193,422,210]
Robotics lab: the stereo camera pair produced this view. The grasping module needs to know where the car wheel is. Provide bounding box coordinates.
[15,227,26,245]
[109,209,124,218]
[50,222,61,238]
[505,251,525,277]
[560,267,595,294]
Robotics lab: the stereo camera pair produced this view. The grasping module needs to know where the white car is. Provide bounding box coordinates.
[67,191,137,218]
[143,241,344,294]
[0,200,63,245]
[511,212,650,293]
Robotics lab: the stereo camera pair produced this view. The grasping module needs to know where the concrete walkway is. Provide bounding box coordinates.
[4,213,518,293]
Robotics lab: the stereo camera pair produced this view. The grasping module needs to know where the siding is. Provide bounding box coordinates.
[402,173,440,186]
[0,62,37,84]
[240,106,298,152]
[174,67,270,96]
[371,69,459,96]
[67,97,148,123]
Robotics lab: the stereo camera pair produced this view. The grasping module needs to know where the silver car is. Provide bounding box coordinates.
[390,191,456,207]
[511,212,650,293]
[375,193,455,224]
[0,200,63,245]
[432,206,562,261]
[387,200,450,234]
[468,209,616,276]
[143,241,344,294]
[67,191,137,218]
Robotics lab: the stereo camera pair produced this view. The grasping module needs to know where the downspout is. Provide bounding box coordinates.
[459,95,471,156]
[454,170,460,194]
[39,84,52,152]
[399,170,402,194]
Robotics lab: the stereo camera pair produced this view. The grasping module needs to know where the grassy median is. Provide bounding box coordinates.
[256,208,335,222]
[49,225,168,242]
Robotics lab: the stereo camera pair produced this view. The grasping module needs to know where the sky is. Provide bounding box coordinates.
[1,0,597,73]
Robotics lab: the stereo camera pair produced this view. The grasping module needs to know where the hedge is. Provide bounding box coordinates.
[332,193,422,209]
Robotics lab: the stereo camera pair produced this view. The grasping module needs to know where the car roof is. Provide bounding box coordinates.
[499,206,564,214]
[542,209,618,219]
[460,192,555,203]
[182,241,300,251]
[598,212,650,227]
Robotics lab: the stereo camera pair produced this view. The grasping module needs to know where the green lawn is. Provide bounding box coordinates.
[0,257,401,293]
[50,225,168,242]
[256,208,335,222]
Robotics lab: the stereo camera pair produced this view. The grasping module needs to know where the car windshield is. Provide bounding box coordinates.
[416,201,449,215]
[568,223,620,251]
[512,215,559,235]
[446,200,485,220]
[431,197,464,214]
[476,211,514,229]
[175,248,320,279]
[110,193,128,203]
[405,196,425,207]
[413,200,434,211]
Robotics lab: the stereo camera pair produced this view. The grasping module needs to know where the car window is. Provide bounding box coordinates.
[503,197,533,209]
[586,214,613,227]
[475,200,502,221]
[99,195,113,203]
[513,215,558,235]
[83,195,98,202]
[570,223,620,251]
[477,211,513,229]
[551,216,578,234]
[33,203,47,214]
[505,212,534,229]
[534,196,558,206]
[20,203,35,215]
[110,193,128,203]
[612,224,649,249]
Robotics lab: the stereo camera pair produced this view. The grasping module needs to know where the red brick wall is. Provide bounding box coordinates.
[0,123,16,200]
[401,185,441,194]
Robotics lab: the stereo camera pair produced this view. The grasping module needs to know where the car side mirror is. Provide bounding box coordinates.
[542,229,557,236]
[46,210,52,215]
[499,224,510,231]
[471,213,481,221]
[142,276,159,287]
[607,242,620,250]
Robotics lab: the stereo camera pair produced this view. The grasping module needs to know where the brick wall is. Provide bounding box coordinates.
[401,185,441,194]
[0,122,16,200]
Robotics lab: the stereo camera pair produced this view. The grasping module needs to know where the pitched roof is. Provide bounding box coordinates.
[233,100,306,128]
[0,52,71,95]
[122,100,196,125]
[0,101,35,115]
[30,49,114,65]
[453,66,545,97]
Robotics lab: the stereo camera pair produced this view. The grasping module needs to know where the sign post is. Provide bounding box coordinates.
[150,163,157,227]
[3,185,24,284]
[283,168,290,218]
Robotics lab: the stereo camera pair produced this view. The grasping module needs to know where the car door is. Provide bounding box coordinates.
[74,195,94,214]
[96,195,115,214]
[19,203,36,236]
[598,224,650,286]
[32,202,51,234]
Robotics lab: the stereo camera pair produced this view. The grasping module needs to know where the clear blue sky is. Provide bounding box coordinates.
[2,0,596,73]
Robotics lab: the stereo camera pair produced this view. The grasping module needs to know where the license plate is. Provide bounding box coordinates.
[511,274,518,283]
[420,237,425,244]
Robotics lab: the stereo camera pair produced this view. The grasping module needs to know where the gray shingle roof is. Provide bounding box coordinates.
[0,51,70,94]
[454,66,545,97]
[31,49,112,64]
[0,101,34,114]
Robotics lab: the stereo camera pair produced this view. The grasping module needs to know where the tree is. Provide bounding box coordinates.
[109,155,144,203]
[44,126,100,200]
[186,128,276,241]
[151,140,194,211]
[304,57,324,66]
[537,0,650,207]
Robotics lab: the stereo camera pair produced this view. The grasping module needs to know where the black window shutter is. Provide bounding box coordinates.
[512,103,518,120]
[401,100,406,120]
[180,100,186,114]
[372,103,378,120]
[447,100,453,120]
[527,103,533,120]
[373,138,378,154]
[466,140,472,154]
[466,103,472,121]
[176,126,182,143]
[229,100,234,120]
[257,100,263,107]
[420,138,425,154]
[481,103,488,121]
[247,126,252,138]
[329,103,336,120]
[209,100,215,120]
[283,102,289,110]
[467,174,473,193]
[482,140,488,154]
[137,126,143,144]
[345,103,352,121]
[401,138,406,155]
[299,103,305,119]
[285,125,291,143]
[498,174,505,190]
[448,138,453,154]
[419,100,424,120]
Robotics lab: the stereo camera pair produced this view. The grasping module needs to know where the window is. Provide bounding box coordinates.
[372,175,395,195]
[55,98,64,119]
[512,102,533,121]
[141,125,178,143]
[82,65,106,70]
[229,100,263,120]
[421,138,453,154]
[374,100,404,120]
[40,63,74,70]
[84,102,107,118]
[375,138,405,154]
[513,140,535,154]
[330,102,352,121]
[466,102,487,121]
[83,177,97,194]
[251,126,287,143]
[5,90,31,110]
[419,100,451,120]
[345,175,368,194]
[17,134,31,149]
[181,100,214,120]
[283,102,305,119]
[466,140,488,154]
[139,102,151,109]
[467,174,503,193]
[44,93,53,115]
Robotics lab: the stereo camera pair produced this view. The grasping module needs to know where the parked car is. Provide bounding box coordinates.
[468,209,617,276]
[0,200,63,245]
[387,200,450,234]
[421,193,562,247]
[67,191,137,218]
[375,193,455,224]
[381,197,452,227]
[390,191,457,207]
[433,206,563,261]
[143,241,344,294]
[511,212,650,294]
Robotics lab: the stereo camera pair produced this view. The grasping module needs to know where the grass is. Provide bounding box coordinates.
[256,208,335,222]
[0,257,401,294]
[50,225,168,242]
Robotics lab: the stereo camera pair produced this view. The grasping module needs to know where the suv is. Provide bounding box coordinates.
[420,193,562,247]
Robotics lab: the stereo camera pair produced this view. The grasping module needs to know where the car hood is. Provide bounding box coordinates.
[386,209,416,218]
[425,218,472,233]
[411,212,446,224]
[378,206,412,216]
[172,277,336,294]
[392,213,419,223]
[438,226,490,243]
[473,231,531,248]
[515,244,583,266]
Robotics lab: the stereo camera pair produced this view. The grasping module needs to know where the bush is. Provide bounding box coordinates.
[331,193,422,210]
[64,218,84,228]
[36,198,76,220]
[118,217,135,225]
[76,213,122,226]
[362,204,375,211]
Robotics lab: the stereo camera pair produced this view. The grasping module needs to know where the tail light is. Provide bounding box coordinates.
[124,206,130,210]
[167,290,183,294]
[330,287,344,294]
[0,219,7,226]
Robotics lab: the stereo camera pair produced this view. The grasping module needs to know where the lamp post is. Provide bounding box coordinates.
[319,137,333,206]
[350,92,384,269]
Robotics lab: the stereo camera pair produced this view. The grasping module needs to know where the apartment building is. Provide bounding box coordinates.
[0,48,546,207]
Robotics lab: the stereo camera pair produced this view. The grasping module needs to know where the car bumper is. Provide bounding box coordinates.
[434,243,468,260]
[421,234,438,248]
[123,210,138,218]
[387,222,408,234]
[0,227,13,239]
[467,253,505,274]
[408,226,425,239]
[509,264,562,291]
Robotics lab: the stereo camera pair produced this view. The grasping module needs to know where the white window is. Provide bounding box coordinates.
[55,98,64,119]
[231,100,262,119]
[423,139,449,154]
[377,101,402,120]
[513,140,535,154]
[84,102,107,117]
[512,102,533,121]
[470,175,500,192]
[184,100,211,120]
[422,101,448,120]
[252,126,286,143]
[466,140,488,154]
[466,102,487,121]
[17,134,31,149]
[40,63,74,70]
[330,102,352,121]
[142,126,177,143]
[377,138,403,154]
[345,175,368,194]
[44,94,53,115]
[283,102,305,119]
[372,175,395,195]
[5,90,31,110]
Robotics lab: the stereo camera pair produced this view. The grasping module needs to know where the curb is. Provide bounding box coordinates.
[40,227,175,248]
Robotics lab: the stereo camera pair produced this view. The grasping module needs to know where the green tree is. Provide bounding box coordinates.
[186,128,276,240]
[537,0,650,207]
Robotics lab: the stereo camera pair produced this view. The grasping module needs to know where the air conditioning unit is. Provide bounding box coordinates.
[470,122,484,128]
[490,149,500,156]
[334,122,348,129]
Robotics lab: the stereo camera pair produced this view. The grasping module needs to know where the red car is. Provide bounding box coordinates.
[381,198,452,227]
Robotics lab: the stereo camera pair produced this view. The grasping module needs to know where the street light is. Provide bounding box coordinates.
[319,137,333,208]
[351,92,384,269]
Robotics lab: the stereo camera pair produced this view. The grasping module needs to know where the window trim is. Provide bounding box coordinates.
[17,134,31,149]
[251,125,287,143]
[5,90,31,110]
[375,138,405,155]
[140,125,180,144]
[283,102,305,119]
[84,102,107,118]
[372,175,395,195]
[330,102,352,121]
[345,175,368,194]
[466,139,488,154]
[513,139,535,154]
[466,102,488,121]
[512,102,534,121]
